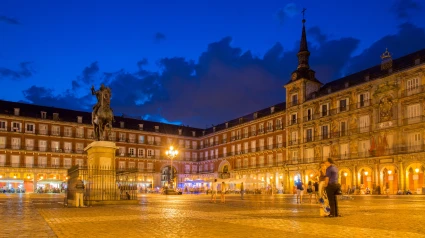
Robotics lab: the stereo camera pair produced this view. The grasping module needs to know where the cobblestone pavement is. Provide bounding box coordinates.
[1,194,425,238]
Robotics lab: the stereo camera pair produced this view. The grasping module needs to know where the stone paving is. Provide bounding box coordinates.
[1,193,425,238]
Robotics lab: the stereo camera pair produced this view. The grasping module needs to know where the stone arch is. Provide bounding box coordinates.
[356,165,374,190]
[218,160,231,173]
[404,162,425,193]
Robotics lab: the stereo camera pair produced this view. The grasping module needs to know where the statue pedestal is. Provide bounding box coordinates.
[85,141,117,169]
[78,141,138,205]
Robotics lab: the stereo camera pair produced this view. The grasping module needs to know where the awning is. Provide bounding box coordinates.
[0,179,24,183]
[37,179,65,184]
[183,180,205,183]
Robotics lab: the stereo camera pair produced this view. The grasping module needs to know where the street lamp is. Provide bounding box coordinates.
[166,146,178,189]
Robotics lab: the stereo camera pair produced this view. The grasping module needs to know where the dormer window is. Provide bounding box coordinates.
[253,113,258,119]
[213,127,216,132]
[155,126,159,132]
[202,131,205,136]
[239,118,243,123]
[138,124,143,130]
[344,82,349,88]
[192,131,196,137]
[365,75,370,81]
[77,116,82,123]
[53,113,59,120]
[225,122,229,128]
[178,129,182,135]
[327,88,332,94]
[41,111,47,119]
[415,58,420,65]
[14,108,20,116]
[270,106,275,114]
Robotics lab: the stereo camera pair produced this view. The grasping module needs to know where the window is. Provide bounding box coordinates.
[138,135,145,144]
[64,127,72,137]
[26,123,35,133]
[76,159,84,166]
[236,130,241,140]
[192,141,197,149]
[267,137,273,149]
[267,154,273,165]
[243,142,249,153]
[38,156,47,167]
[340,121,347,136]
[76,127,84,138]
[185,140,190,148]
[192,152,198,160]
[39,124,48,135]
[259,124,264,133]
[359,140,370,157]
[259,139,265,150]
[12,122,21,132]
[291,151,298,161]
[321,104,329,117]
[155,137,161,146]
[250,157,256,167]
[359,115,370,133]
[119,161,126,169]
[138,149,145,157]
[276,119,282,129]
[138,162,144,170]
[11,138,21,149]
[250,140,256,152]
[39,140,47,151]
[51,125,60,136]
[290,113,297,125]
[251,125,256,136]
[222,134,227,143]
[277,135,283,147]
[147,149,153,158]
[306,128,313,142]
[25,139,34,150]
[41,111,46,119]
[51,141,60,152]
[340,144,349,159]
[358,92,370,108]
[129,148,136,156]
[243,127,249,138]
[291,131,298,145]
[109,131,116,141]
[118,147,126,156]
[305,148,314,162]
[306,108,312,121]
[0,137,5,149]
[77,116,82,123]
[185,152,190,160]
[11,155,20,167]
[0,121,6,131]
[128,162,135,169]
[407,104,420,124]
[267,121,273,132]
[291,94,298,106]
[408,133,421,152]
[64,158,72,168]
[406,78,420,96]
[119,133,126,142]
[51,157,59,167]
[76,143,84,153]
[277,153,283,164]
[129,134,136,143]
[322,146,330,159]
[259,156,265,166]
[338,98,348,112]
[321,125,329,139]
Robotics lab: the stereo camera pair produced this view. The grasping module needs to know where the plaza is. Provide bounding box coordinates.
[1,193,424,238]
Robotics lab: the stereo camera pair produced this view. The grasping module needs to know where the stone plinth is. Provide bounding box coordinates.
[84,141,117,168]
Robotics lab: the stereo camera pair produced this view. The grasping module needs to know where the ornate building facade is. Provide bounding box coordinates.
[0,18,424,194]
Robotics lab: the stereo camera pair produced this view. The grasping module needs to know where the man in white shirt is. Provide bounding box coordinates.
[210,179,217,203]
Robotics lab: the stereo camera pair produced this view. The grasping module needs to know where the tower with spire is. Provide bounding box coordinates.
[284,9,323,168]
[284,9,322,106]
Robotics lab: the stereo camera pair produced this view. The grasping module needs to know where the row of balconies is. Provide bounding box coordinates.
[0,144,85,154]
[289,126,372,146]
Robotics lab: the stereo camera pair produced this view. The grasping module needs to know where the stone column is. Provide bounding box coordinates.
[399,161,404,191]
[375,163,379,193]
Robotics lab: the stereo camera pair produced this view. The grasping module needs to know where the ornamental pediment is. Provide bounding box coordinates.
[373,82,399,96]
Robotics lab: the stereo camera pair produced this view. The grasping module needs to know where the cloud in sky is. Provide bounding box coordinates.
[0,62,34,80]
[20,23,425,128]
[275,3,299,25]
[0,15,20,25]
[391,0,421,20]
[154,32,166,43]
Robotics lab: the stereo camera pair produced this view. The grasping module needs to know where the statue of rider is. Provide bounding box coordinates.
[91,84,107,116]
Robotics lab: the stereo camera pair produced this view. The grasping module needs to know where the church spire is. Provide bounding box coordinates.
[297,8,310,69]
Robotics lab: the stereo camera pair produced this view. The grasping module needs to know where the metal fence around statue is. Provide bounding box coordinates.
[67,165,138,205]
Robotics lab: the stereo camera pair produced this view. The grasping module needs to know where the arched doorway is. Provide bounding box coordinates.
[406,163,424,194]
[380,167,398,195]
[358,167,373,194]
[339,169,352,193]
[161,166,177,188]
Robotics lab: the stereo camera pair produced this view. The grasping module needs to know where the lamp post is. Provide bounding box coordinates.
[166,146,178,189]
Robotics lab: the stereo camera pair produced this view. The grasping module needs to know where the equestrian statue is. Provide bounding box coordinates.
[91,84,114,141]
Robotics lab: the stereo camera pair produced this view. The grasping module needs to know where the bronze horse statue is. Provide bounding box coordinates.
[91,85,114,141]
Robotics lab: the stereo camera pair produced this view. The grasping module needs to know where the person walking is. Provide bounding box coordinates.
[210,179,217,203]
[313,180,319,203]
[324,158,340,217]
[221,182,226,203]
[313,162,327,199]
[240,182,244,200]
[295,179,304,204]
[307,181,314,203]
[75,177,86,208]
